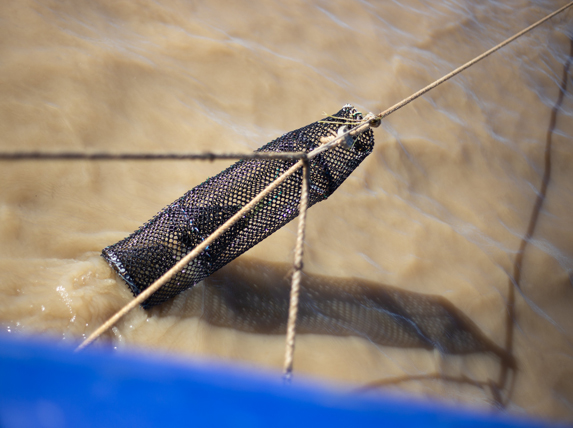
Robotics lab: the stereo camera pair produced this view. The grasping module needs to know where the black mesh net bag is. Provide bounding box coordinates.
[102,104,375,307]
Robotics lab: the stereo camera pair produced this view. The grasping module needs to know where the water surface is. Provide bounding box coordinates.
[0,0,572,421]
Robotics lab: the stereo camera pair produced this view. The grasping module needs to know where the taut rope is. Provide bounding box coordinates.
[283,159,310,381]
[4,2,570,389]
[375,1,573,121]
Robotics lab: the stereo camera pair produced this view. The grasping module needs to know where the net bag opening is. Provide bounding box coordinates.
[102,104,375,307]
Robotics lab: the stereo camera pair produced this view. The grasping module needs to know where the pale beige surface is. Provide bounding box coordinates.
[0,0,572,422]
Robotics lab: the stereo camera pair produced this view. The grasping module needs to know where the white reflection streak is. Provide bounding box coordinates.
[358,252,394,276]
[486,257,573,350]
[201,23,354,91]
[315,6,353,31]
[499,220,573,275]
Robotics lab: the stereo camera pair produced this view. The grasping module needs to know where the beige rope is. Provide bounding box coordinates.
[76,1,572,358]
[283,159,310,382]
[75,126,370,352]
[75,160,303,351]
[376,1,573,121]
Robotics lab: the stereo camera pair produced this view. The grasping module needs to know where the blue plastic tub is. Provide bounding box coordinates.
[0,334,562,428]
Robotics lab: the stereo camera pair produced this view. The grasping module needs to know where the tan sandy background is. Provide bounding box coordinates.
[0,0,572,422]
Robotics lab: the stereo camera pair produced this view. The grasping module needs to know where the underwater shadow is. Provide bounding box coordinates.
[149,257,514,367]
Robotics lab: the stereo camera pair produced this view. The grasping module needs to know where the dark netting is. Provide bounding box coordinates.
[102,104,375,307]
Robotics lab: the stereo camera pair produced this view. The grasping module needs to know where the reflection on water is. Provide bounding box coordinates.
[0,0,572,422]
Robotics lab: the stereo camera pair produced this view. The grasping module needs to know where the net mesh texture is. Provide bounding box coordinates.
[102,105,375,307]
